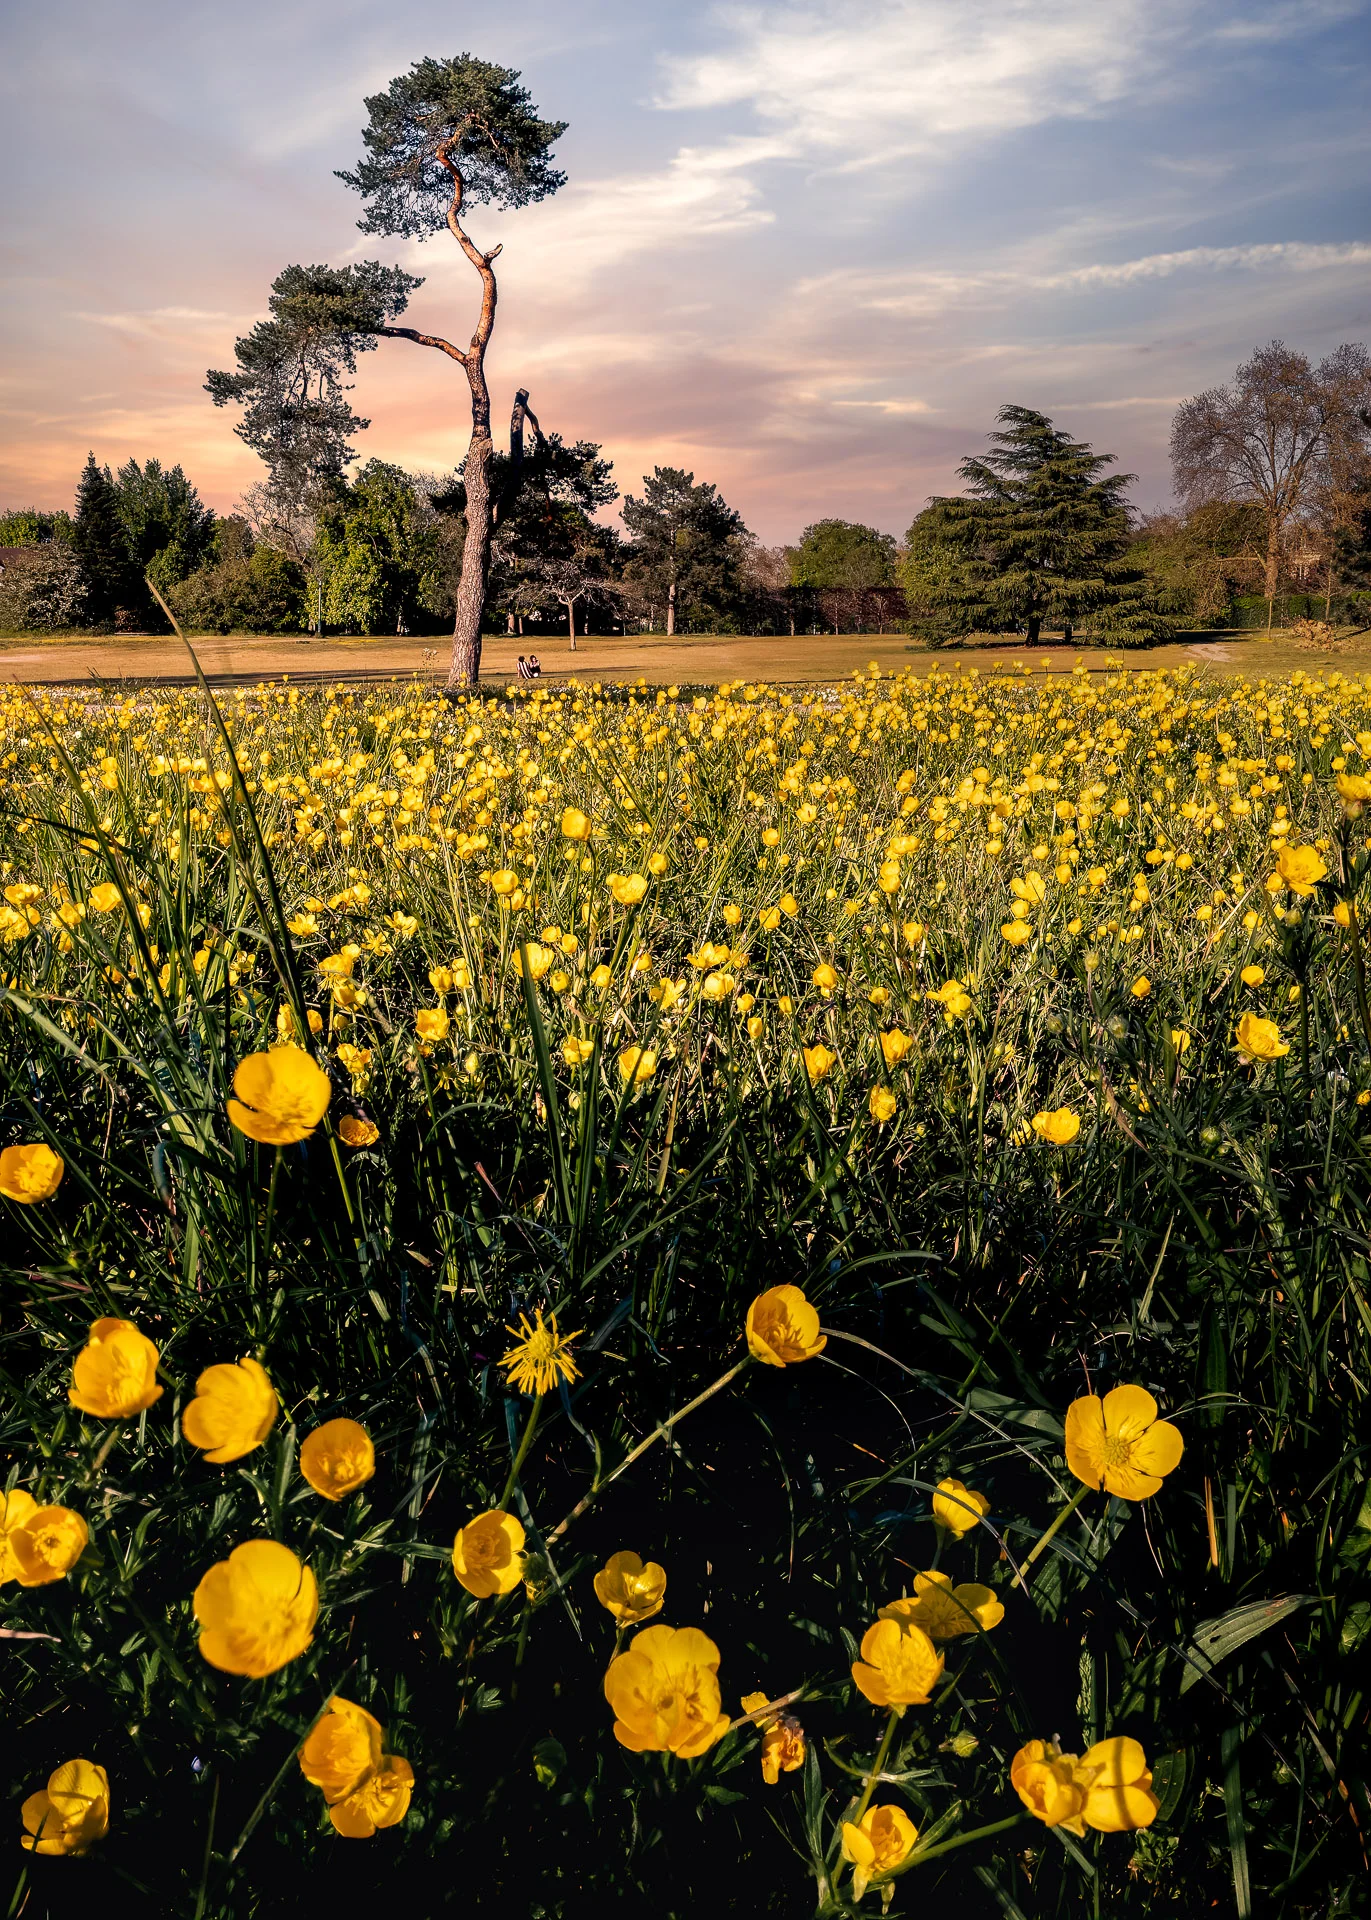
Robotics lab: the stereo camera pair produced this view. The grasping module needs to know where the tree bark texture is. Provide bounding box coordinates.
[666,575,677,637]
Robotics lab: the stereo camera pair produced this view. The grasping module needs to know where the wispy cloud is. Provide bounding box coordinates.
[74,307,235,340]
[804,239,1371,314]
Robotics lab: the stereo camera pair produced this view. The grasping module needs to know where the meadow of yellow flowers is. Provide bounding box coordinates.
[2,656,1370,1916]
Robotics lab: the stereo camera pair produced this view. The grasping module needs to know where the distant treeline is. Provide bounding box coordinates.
[3,339,1369,641]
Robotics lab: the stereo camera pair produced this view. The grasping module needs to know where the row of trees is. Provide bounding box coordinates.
[0,446,913,643]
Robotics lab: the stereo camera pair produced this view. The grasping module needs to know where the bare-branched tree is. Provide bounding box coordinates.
[1170,340,1371,633]
[208,55,566,686]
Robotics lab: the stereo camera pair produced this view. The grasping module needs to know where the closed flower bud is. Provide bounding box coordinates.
[69,1317,163,1418]
[300,1419,376,1501]
[932,1477,989,1535]
[182,1357,278,1463]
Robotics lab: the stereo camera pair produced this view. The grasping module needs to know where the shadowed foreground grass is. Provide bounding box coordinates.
[2,657,1370,1917]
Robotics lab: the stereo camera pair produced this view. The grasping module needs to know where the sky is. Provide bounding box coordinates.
[2,0,1369,543]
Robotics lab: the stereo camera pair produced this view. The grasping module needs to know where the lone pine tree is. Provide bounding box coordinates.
[207,55,566,685]
[901,406,1166,646]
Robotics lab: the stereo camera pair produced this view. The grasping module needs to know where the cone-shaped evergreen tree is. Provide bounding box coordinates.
[73,453,141,624]
[901,406,1169,646]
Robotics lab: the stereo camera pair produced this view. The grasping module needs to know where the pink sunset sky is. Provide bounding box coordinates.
[3,0,1368,542]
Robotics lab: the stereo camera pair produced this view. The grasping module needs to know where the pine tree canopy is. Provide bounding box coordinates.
[337,55,568,240]
[206,262,422,486]
[900,405,1170,645]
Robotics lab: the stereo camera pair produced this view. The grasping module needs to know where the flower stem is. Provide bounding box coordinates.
[499,1393,543,1511]
[836,1709,901,1892]
[906,1812,1027,1865]
[1012,1481,1091,1590]
[547,1357,750,1543]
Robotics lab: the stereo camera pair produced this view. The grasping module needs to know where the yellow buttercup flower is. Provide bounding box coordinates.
[607,872,647,906]
[0,1143,65,1204]
[927,978,972,1022]
[1240,964,1265,987]
[87,882,122,913]
[1011,1736,1158,1835]
[1065,1384,1183,1500]
[604,1624,729,1757]
[227,1047,331,1145]
[593,1550,667,1626]
[499,1308,581,1397]
[301,1697,382,1803]
[21,1760,110,1856]
[811,961,839,992]
[618,1045,658,1085]
[69,1317,162,1418]
[932,1477,989,1536]
[880,1571,1004,1641]
[193,1539,318,1677]
[869,1085,897,1123]
[850,1614,944,1711]
[452,1509,525,1598]
[740,1694,806,1783]
[300,1419,376,1501]
[0,1489,40,1584]
[562,1035,595,1067]
[758,906,781,931]
[745,1285,826,1366]
[513,941,554,981]
[1001,919,1032,946]
[1234,1011,1289,1062]
[415,1007,450,1042]
[329,1756,414,1838]
[1336,770,1371,816]
[1031,1107,1080,1146]
[7,1503,89,1587]
[879,1028,911,1069]
[560,806,591,841]
[802,1043,835,1081]
[1276,844,1327,895]
[337,1115,379,1148]
[841,1803,919,1900]
[182,1357,278,1464]
[1131,975,1151,999]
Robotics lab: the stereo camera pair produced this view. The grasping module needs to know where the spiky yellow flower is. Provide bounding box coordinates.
[499,1308,582,1398]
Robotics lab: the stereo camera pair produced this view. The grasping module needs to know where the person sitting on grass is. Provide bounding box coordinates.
[527,653,542,678]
